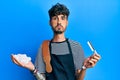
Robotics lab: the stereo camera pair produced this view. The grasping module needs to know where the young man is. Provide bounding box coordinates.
[11,3,101,80]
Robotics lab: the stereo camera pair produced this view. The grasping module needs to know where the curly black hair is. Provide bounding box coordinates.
[48,3,70,20]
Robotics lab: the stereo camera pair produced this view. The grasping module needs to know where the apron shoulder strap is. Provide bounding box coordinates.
[42,40,52,73]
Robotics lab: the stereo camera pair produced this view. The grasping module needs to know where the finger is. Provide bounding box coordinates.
[94,53,101,58]
[88,60,95,67]
[93,56,101,61]
[83,57,91,66]
[11,55,18,64]
[11,55,20,65]
[11,55,24,67]
[90,58,98,63]
[85,60,95,68]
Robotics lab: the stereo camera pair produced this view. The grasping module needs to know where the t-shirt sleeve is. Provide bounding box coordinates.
[34,46,46,73]
[70,40,85,70]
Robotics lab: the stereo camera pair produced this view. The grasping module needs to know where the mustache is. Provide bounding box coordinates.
[55,23,63,28]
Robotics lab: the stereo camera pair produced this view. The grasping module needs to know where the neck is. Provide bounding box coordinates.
[52,33,66,42]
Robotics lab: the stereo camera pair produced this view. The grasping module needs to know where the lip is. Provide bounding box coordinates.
[57,25,62,28]
[56,25,62,28]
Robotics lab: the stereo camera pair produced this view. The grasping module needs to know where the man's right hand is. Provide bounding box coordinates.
[11,54,35,71]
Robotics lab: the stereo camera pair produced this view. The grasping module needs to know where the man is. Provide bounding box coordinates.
[11,3,101,80]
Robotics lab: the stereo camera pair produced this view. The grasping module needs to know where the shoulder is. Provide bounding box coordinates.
[68,39,84,53]
[68,39,82,47]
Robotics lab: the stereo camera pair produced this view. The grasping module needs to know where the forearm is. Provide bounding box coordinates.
[31,68,46,80]
[77,69,86,80]
[34,72,46,80]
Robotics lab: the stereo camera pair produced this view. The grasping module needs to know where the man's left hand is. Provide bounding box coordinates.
[83,53,101,69]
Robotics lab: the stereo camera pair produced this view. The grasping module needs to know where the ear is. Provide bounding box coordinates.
[66,20,68,26]
[49,20,51,26]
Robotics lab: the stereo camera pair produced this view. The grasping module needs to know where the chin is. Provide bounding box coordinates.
[54,30,63,34]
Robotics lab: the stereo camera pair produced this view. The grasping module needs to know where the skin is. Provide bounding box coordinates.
[50,14,68,42]
[11,14,101,80]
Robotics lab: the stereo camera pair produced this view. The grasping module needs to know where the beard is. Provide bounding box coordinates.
[54,30,63,34]
[54,28,63,34]
[52,24,66,34]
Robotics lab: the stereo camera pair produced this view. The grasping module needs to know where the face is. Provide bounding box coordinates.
[50,14,68,34]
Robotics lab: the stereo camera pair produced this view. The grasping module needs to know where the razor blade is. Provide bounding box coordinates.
[87,41,97,53]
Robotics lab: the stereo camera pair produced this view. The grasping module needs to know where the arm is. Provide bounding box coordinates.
[32,69,46,80]
[11,54,46,80]
[76,52,101,80]
[76,69,86,80]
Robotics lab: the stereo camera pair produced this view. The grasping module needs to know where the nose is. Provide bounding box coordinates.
[57,18,61,24]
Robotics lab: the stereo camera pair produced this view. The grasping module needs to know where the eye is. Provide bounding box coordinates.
[52,17,57,20]
[61,16,66,20]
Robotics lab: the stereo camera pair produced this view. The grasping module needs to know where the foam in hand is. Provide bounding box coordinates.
[14,54,31,64]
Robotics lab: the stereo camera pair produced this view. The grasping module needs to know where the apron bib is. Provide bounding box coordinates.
[46,39,76,80]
